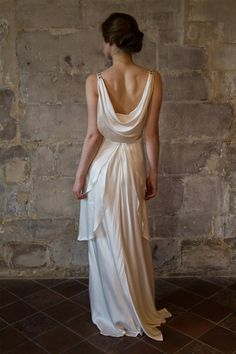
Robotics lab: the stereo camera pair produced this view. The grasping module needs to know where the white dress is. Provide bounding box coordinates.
[77,69,172,341]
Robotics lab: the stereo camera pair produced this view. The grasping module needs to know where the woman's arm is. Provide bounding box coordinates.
[143,70,163,200]
[73,74,104,200]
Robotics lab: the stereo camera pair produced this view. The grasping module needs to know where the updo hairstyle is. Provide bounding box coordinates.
[100,12,144,54]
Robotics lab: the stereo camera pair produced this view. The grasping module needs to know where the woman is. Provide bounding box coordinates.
[72,12,172,341]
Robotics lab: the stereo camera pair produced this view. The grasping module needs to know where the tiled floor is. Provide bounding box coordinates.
[0,277,236,354]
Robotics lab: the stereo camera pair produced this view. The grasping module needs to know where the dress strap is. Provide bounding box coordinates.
[97,71,103,80]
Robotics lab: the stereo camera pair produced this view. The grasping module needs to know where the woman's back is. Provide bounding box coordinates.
[96,66,153,115]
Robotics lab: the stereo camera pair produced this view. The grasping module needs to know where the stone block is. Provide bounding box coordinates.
[158,28,182,43]
[0,145,28,164]
[5,158,29,183]
[51,240,88,269]
[29,145,56,177]
[3,242,49,268]
[151,213,213,239]
[159,44,207,70]
[0,107,16,141]
[0,244,8,268]
[222,20,236,43]
[0,16,9,43]
[148,176,184,216]
[229,191,236,214]
[58,30,104,74]
[20,104,88,142]
[0,88,15,110]
[5,184,30,217]
[19,72,86,104]
[0,183,4,215]
[181,238,231,270]
[160,102,233,141]
[160,142,223,175]
[188,0,236,22]
[152,238,181,275]
[212,71,236,99]
[186,21,220,45]
[163,72,208,101]
[32,177,74,217]
[211,44,236,71]
[17,31,59,72]
[225,237,236,263]
[183,176,221,214]
[16,0,81,28]
[218,215,236,239]
[56,143,83,177]
[0,218,75,242]
[225,144,236,174]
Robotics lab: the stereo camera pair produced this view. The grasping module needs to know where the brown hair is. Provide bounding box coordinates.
[100,12,144,54]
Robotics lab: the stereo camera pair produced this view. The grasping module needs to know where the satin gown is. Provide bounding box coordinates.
[77,69,172,341]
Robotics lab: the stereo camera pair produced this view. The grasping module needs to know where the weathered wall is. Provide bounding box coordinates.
[0,0,235,278]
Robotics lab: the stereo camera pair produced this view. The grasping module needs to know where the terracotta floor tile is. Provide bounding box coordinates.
[42,299,87,323]
[87,330,142,353]
[164,277,197,289]
[190,298,233,322]
[64,339,108,353]
[65,311,99,337]
[228,281,236,291]
[183,278,222,297]
[0,300,36,324]
[143,325,192,353]
[7,340,48,354]
[0,279,45,298]
[0,326,27,353]
[70,289,91,310]
[0,318,7,330]
[155,279,180,300]
[218,312,236,333]
[0,288,19,308]
[1,277,236,354]
[23,287,66,311]
[34,325,83,354]
[199,325,236,353]
[155,300,187,319]
[176,339,222,353]
[50,279,87,298]
[34,278,68,288]
[202,276,236,288]
[163,288,204,310]
[121,340,163,353]
[12,311,58,339]
[77,278,89,286]
[210,288,236,311]
[166,312,214,338]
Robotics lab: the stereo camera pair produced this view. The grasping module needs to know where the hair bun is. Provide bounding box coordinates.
[101,13,144,54]
[118,29,144,53]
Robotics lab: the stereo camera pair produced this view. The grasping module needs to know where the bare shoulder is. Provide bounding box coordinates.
[151,69,162,83]
[85,73,98,95]
[85,73,97,85]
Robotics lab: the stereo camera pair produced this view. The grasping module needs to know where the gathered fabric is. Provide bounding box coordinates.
[77,69,172,341]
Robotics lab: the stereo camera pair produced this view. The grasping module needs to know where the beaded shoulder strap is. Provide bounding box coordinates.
[97,71,103,80]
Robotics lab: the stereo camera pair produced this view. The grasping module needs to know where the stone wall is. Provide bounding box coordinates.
[0,0,235,278]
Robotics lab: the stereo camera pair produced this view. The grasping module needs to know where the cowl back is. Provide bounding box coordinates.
[96,70,154,143]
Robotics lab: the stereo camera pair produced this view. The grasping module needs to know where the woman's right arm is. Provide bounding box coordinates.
[72,74,104,200]
[143,70,163,200]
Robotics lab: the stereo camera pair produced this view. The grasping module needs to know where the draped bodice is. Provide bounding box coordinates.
[96,69,154,143]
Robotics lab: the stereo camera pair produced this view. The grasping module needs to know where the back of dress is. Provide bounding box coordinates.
[77,68,172,342]
[97,69,154,143]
